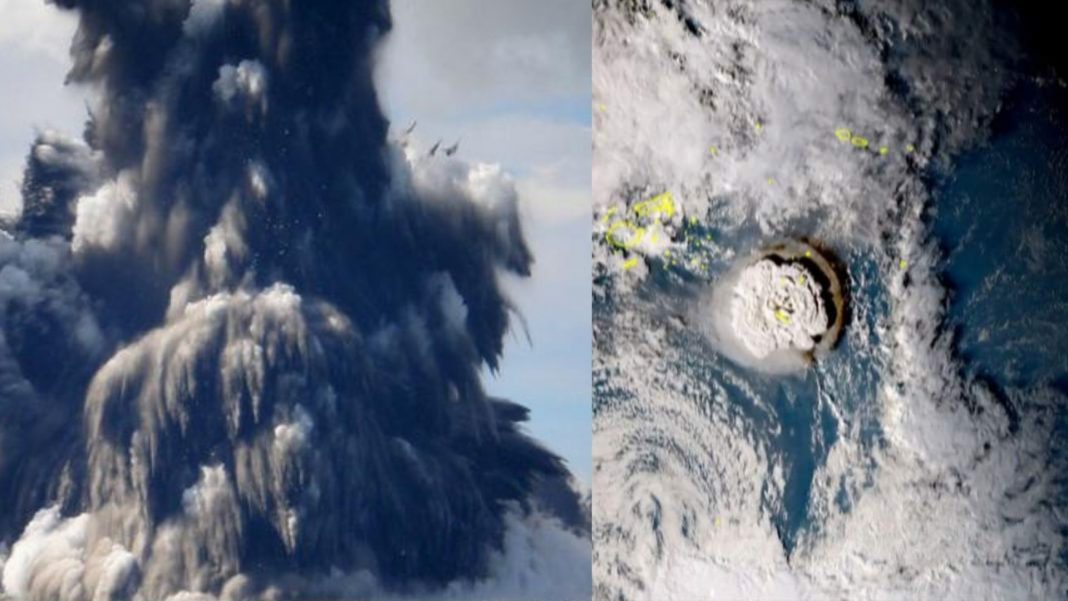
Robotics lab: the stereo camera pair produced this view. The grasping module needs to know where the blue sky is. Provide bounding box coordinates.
[0,0,593,483]
[377,0,592,483]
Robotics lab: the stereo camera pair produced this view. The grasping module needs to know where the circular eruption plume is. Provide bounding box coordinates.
[703,240,844,373]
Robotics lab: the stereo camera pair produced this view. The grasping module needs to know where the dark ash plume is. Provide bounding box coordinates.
[0,0,583,598]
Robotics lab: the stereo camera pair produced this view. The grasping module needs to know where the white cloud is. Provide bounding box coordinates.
[1,505,590,601]
[203,201,249,287]
[181,465,233,519]
[398,117,590,227]
[1,506,138,601]
[213,60,268,114]
[246,162,270,202]
[429,509,592,601]
[71,170,140,255]
[273,405,314,456]
[184,0,228,37]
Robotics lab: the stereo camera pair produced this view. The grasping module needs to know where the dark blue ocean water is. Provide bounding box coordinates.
[933,84,1068,389]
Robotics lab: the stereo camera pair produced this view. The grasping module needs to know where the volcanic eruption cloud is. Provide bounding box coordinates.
[0,1,590,599]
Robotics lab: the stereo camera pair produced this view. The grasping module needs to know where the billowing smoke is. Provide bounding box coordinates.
[593,0,1065,599]
[0,1,587,599]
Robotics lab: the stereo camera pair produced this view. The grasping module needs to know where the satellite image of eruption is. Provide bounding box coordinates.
[593,0,1068,599]
[0,1,589,599]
